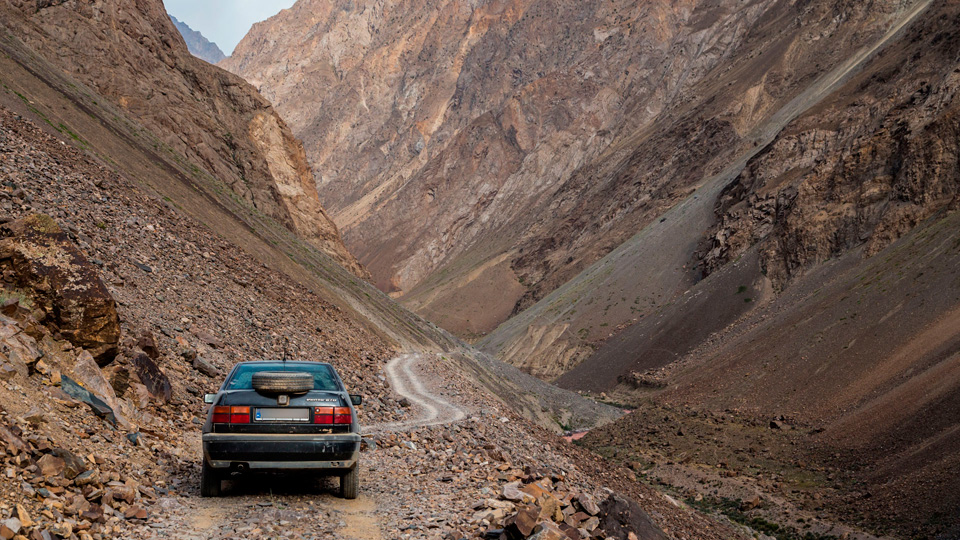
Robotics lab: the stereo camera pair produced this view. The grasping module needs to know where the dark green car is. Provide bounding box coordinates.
[201,361,363,498]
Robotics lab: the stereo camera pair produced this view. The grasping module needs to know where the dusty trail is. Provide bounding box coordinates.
[366,353,467,434]
[144,353,466,539]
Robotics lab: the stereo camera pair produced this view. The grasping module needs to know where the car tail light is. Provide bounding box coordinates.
[230,406,251,424]
[213,406,251,424]
[212,406,229,424]
[334,407,352,425]
[313,407,333,424]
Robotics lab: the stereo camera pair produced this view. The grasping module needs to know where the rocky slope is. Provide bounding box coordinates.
[0,103,396,538]
[543,1,960,536]
[697,3,960,290]
[0,104,741,540]
[479,0,937,378]
[578,205,960,539]
[223,0,920,342]
[0,0,366,278]
[0,17,620,439]
[551,0,957,392]
[169,15,226,64]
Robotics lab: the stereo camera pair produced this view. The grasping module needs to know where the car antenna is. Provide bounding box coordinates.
[282,336,289,364]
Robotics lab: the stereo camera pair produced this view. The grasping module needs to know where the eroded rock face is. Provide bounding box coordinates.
[497,324,593,381]
[0,0,366,278]
[698,6,960,290]
[248,111,370,278]
[223,0,913,337]
[0,214,120,362]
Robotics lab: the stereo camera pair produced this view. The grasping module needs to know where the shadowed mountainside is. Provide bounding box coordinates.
[481,0,939,378]
[0,0,366,277]
[546,1,959,536]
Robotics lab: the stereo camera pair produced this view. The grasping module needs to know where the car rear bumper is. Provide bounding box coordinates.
[202,432,360,471]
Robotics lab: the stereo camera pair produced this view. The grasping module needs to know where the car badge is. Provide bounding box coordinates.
[277,394,290,406]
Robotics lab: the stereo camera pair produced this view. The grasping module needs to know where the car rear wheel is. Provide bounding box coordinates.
[340,465,359,499]
[200,459,222,497]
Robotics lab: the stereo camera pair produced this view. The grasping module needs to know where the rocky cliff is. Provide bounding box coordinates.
[482,0,939,378]
[221,0,772,331]
[0,0,367,278]
[698,5,960,290]
[223,0,921,340]
[169,15,226,64]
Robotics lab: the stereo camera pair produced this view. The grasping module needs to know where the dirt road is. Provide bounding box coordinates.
[137,353,471,540]
[367,354,467,434]
[116,352,734,540]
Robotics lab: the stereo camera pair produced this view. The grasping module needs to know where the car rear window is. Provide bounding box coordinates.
[224,363,341,391]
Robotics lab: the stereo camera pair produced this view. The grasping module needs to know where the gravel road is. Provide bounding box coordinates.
[367,354,467,434]
[132,353,476,540]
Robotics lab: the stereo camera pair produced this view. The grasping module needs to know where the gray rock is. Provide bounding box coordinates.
[193,357,219,377]
[2,518,21,535]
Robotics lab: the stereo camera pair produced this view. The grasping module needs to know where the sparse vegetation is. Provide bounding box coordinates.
[686,496,840,540]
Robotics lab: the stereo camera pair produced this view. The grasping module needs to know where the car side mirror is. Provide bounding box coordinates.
[350,394,363,406]
[203,393,216,404]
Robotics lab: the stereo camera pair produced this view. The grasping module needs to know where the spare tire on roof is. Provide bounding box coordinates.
[252,371,314,394]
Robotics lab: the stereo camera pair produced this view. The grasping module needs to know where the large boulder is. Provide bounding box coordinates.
[597,494,669,540]
[0,214,120,363]
[131,351,171,403]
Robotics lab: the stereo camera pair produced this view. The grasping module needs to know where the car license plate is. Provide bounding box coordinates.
[255,408,310,422]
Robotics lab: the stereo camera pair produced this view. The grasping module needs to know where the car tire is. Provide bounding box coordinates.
[340,465,359,499]
[200,459,221,497]
[252,371,314,394]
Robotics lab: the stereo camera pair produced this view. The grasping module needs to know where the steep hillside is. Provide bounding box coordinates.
[0,98,398,540]
[0,1,734,537]
[550,0,955,393]
[0,19,617,439]
[169,15,227,64]
[224,0,917,341]
[540,1,960,537]
[580,209,960,538]
[481,0,936,377]
[0,103,658,540]
[0,0,365,278]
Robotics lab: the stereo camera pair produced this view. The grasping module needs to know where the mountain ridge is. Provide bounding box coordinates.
[169,14,226,64]
[222,0,923,346]
[0,0,367,279]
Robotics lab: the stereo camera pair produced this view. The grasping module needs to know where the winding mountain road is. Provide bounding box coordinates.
[155,352,469,540]
[366,353,467,434]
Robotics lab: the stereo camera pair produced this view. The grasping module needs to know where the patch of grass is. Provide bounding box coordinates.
[596,398,634,409]
[57,123,87,147]
[686,496,839,540]
[744,297,752,303]
[737,285,748,294]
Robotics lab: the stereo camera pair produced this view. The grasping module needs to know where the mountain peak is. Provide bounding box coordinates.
[169,14,227,64]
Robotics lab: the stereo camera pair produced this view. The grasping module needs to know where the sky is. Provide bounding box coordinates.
[164,0,298,56]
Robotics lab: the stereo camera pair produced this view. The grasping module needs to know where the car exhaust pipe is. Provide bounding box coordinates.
[234,462,248,473]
